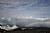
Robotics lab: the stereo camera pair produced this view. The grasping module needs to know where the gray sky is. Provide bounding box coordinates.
[0,0,50,18]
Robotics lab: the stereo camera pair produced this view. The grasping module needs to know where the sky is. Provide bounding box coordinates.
[0,0,50,29]
[0,0,50,18]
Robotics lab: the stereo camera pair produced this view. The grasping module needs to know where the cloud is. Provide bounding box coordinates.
[0,0,50,18]
[13,17,50,27]
[17,17,50,27]
[0,17,50,30]
[25,22,50,27]
[0,0,50,29]
[0,17,50,27]
[0,17,14,26]
[24,17,50,27]
[0,24,18,30]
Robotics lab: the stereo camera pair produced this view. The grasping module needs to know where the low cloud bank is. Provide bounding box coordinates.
[0,17,50,30]
[0,24,18,30]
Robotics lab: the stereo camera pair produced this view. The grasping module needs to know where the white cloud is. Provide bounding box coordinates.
[34,18,49,21]
[0,24,18,30]
[12,24,18,29]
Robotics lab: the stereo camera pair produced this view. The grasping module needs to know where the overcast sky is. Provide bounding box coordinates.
[0,0,50,18]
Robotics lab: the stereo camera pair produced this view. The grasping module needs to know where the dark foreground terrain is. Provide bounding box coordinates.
[0,27,50,33]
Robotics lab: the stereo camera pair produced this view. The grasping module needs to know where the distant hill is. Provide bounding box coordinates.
[0,27,50,33]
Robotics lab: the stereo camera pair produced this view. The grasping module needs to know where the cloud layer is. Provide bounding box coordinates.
[0,0,50,18]
[0,17,50,27]
[0,0,50,30]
